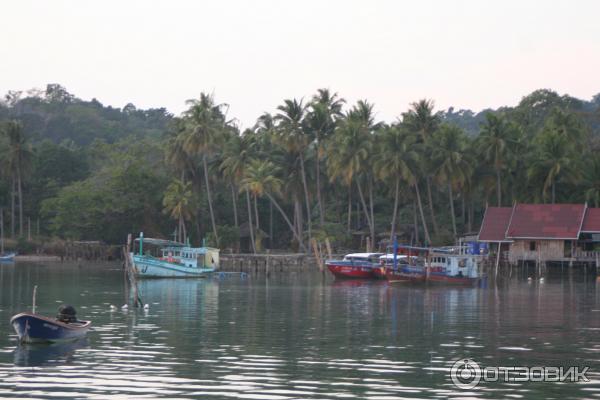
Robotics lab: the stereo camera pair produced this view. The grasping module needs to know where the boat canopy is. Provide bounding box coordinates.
[134,238,185,247]
[344,252,384,259]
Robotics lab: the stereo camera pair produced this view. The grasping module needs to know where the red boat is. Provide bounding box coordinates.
[326,253,383,279]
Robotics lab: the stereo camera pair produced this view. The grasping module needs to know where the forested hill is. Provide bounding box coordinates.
[0,84,173,145]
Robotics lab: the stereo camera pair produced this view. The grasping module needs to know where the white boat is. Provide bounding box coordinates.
[130,233,219,278]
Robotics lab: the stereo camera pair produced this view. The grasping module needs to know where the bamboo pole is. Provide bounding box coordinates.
[311,238,324,272]
[325,238,332,259]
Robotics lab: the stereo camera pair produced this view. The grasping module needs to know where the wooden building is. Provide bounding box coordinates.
[478,203,600,266]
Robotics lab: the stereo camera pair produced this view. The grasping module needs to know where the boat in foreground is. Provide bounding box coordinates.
[326,253,383,279]
[10,312,91,343]
[131,233,219,278]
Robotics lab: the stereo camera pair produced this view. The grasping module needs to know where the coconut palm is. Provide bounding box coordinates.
[163,179,196,243]
[240,159,307,252]
[402,99,441,235]
[327,116,376,247]
[182,93,228,245]
[527,131,577,203]
[275,98,313,248]
[431,125,472,239]
[584,155,600,207]
[307,89,345,225]
[2,120,32,237]
[373,125,431,243]
[477,113,517,206]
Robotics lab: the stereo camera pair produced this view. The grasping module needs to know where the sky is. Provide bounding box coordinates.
[1,0,599,128]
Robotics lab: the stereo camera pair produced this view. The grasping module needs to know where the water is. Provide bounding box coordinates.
[1,263,600,399]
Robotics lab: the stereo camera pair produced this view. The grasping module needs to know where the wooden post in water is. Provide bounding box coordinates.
[27,217,31,241]
[266,249,271,277]
[0,207,4,255]
[325,238,332,260]
[311,238,324,272]
[123,234,142,308]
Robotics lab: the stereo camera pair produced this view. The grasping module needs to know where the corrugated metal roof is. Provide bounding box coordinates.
[582,208,600,232]
[505,203,586,239]
[478,207,513,242]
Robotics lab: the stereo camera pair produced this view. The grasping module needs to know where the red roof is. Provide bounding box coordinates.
[505,203,586,239]
[478,207,513,242]
[582,208,600,232]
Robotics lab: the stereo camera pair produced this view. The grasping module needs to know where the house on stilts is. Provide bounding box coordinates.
[478,203,600,267]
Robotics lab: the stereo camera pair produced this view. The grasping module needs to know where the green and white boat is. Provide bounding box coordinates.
[130,233,219,278]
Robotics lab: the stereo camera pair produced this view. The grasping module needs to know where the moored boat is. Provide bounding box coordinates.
[384,245,484,286]
[11,313,91,343]
[0,252,15,262]
[326,253,383,279]
[131,233,219,278]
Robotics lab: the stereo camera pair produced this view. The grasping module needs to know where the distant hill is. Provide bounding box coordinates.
[0,84,173,145]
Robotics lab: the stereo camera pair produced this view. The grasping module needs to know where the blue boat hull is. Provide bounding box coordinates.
[132,255,215,278]
[10,313,91,343]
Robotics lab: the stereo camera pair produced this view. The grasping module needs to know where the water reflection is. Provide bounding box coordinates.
[13,338,89,367]
[0,264,599,398]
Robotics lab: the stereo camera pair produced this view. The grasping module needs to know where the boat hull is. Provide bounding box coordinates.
[372,266,387,279]
[326,262,375,279]
[426,274,481,286]
[385,268,427,284]
[0,253,15,262]
[132,255,215,278]
[10,313,91,343]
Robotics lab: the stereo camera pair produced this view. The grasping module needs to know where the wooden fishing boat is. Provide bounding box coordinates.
[325,253,383,279]
[384,244,485,286]
[10,313,91,343]
[131,233,219,278]
[0,252,15,262]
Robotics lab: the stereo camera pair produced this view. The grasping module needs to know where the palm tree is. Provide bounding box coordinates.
[240,159,307,252]
[477,113,517,206]
[327,116,376,247]
[527,131,577,203]
[307,89,345,225]
[584,155,600,207]
[373,125,431,243]
[275,98,313,248]
[182,93,228,246]
[163,179,196,243]
[2,121,32,238]
[402,99,441,235]
[431,125,472,239]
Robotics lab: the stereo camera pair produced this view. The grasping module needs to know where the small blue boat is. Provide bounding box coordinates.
[0,252,15,262]
[10,313,91,343]
[131,233,219,278]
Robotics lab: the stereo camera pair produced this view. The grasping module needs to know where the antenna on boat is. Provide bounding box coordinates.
[32,285,37,314]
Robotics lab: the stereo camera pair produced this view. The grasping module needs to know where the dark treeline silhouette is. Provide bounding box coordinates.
[1,84,600,252]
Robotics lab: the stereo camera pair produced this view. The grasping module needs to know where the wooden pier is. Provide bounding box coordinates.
[219,252,336,275]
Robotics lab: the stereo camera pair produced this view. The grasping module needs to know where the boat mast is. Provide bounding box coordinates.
[139,232,143,256]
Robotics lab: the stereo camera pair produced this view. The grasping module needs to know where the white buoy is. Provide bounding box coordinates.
[143,304,150,310]
[527,277,532,281]
[121,304,128,310]
[110,304,117,311]
[540,277,545,283]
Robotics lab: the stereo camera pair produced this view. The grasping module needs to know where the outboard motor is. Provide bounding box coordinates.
[57,304,77,323]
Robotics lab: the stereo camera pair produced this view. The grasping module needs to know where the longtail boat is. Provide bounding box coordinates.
[325,253,384,279]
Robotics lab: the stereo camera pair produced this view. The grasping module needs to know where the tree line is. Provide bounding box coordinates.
[1,85,600,252]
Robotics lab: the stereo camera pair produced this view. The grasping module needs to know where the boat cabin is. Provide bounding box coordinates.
[343,253,384,264]
[135,237,220,269]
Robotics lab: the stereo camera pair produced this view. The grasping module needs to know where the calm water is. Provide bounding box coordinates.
[1,263,600,399]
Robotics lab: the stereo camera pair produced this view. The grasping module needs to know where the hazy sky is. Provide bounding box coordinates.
[1,0,599,127]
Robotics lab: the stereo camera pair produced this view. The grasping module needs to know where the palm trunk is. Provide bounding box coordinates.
[299,154,312,249]
[448,182,457,240]
[253,194,260,230]
[552,181,556,204]
[267,193,307,252]
[426,177,439,235]
[202,155,219,245]
[346,185,352,234]
[414,182,431,245]
[316,140,325,226]
[390,177,400,241]
[413,200,419,244]
[231,185,238,228]
[356,180,373,243]
[18,166,23,238]
[496,167,502,206]
[269,201,273,249]
[245,189,256,254]
[10,178,15,238]
[368,177,376,249]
